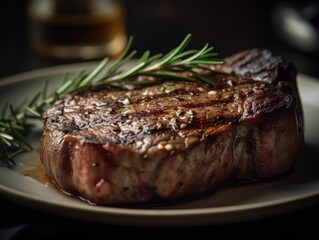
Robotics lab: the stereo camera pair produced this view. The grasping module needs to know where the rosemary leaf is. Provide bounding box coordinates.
[28,92,41,107]
[110,61,147,81]
[141,71,197,82]
[25,107,41,118]
[42,80,49,100]
[180,43,210,64]
[11,128,33,150]
[78,58,108,88]
[0,136,12,146]
[6,149,24,160]
[0,133,14,140]
[156,34,192,66]
[9,105,20,124]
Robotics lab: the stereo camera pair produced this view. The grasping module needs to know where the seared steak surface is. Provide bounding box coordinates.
[41,49,303,205]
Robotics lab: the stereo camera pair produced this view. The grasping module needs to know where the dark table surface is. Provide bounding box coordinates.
[1,0,319,239]
[1,196,319,239]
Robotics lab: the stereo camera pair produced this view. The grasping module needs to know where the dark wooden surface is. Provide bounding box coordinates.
[1,0,319,239]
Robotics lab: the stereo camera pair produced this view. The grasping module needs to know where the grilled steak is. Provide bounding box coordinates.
[40,49,304,205]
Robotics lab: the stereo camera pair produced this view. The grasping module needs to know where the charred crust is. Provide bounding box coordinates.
[40,48,303,206]
[213,48,296,85]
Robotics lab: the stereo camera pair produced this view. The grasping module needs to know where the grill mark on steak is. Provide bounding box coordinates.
[50,86,291,129]
[45,77,296,147]
[40,48,304,206]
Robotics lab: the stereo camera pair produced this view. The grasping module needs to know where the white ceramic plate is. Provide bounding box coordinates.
[0,63,319,226]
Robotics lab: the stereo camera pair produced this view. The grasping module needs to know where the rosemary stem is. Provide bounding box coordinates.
[0,33,224,167]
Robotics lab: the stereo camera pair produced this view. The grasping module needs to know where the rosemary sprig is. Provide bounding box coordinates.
[0,34,223,167]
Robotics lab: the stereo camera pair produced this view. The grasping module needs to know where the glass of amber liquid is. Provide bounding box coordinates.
[28,0,126,60]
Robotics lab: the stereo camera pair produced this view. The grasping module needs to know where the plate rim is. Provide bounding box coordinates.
[1,171,319,226]
[0,62,100,87]
[0,64,318,225]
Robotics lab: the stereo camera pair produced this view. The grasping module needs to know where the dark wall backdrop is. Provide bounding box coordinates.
[0,0,319,78]
[125,0,275,54]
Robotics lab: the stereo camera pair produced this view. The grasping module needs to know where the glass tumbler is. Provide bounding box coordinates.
[28,0,126,60]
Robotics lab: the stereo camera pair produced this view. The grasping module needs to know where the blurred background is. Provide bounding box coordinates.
[1,0,319,79]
